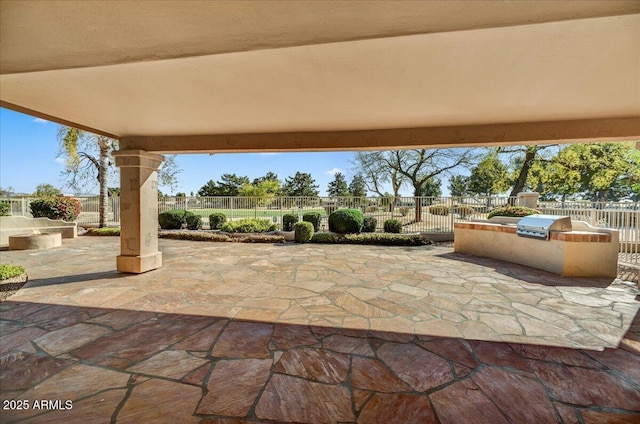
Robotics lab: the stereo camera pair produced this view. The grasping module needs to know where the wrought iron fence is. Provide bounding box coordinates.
[2,195,637,266]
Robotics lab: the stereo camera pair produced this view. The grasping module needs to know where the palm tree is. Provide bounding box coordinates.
[58,127,115,228]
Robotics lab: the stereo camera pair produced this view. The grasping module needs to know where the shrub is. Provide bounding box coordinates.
[0,202,10,216]
[209,212,227,230]
[428,205,450,216]
[455,205,475,218]
[488,205,541,218]
[310,232,342,243]
[158,230,284,243]
[220,218,276,233]
[186,214,202,230]
[158,209,193,229]
[0,264,25,280]
[383,219,402,233]
[160,231,231,242]
[294,221,314,243]
[328,208,364,234]
[362,217,377,233]
[282,213,298,231]
[344,233,425,246]
[399,207,411,216]
[86,227,120,236]
[303,212,322,232]
[310,233,425,246]
[234,234,285,243]
[30,197,82,221]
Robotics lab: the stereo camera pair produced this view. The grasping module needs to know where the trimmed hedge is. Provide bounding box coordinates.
[303,212,322,232]
[283,213,298,231]
[186,214,203,230]
[310,233,425,246]
[220,218,276,233]
[159,230,284,243]
[294,221,314,243]
[328,208,363,234]
[362,216,377,233]
[383,219,402,234]
[428,205,450,216]
[158,209,194,229]
[209,212,227,230]
[30,197,82,221]
[0,202,10,216]
[488,205,541,218]
[86,227,120,236]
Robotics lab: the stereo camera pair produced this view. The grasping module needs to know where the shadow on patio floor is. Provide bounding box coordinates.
[1,301,639,423]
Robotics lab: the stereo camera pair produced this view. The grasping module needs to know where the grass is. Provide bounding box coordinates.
[0,264,25,280]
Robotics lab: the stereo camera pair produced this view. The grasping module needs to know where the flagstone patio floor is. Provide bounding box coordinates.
[0,237,638,423]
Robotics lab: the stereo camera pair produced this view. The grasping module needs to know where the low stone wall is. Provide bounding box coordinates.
[0,216,77,245]
[454,219,618,278]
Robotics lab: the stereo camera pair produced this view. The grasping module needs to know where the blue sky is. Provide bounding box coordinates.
[0,107,379,197]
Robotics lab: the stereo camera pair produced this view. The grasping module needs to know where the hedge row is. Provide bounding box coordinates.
[488,205,540,218]
[310,232,426,246]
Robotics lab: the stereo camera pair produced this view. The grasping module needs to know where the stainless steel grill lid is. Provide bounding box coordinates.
[516,215,572,240]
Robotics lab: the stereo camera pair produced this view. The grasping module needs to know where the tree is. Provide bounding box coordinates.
[216,174,250,196]
[419,178,442,198]
[353,151,405,211]
[239,180,280,196]
[348,174,367,197]
[327,172,349,197]
[252,172,279,185]
[498,145,556,199]
[58,126,181,227]
[448,175,469,197]
[537,142,640,202]
[238,180,280,206]
[281,172,319,197]
[361,149,475,221]
[34,183,61,197]
[198,180,218,197]
[468,151,509,196]
[108,187,120,197]
[0,186,14,197]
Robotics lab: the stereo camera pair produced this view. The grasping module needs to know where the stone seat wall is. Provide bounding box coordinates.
[0,216,77,245]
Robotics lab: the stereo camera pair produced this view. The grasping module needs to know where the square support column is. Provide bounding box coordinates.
[114,150,164,273]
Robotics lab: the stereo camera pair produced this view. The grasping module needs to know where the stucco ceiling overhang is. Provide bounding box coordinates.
[1,1,639,150]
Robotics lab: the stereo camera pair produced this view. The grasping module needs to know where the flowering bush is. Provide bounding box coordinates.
[30,197,82,221]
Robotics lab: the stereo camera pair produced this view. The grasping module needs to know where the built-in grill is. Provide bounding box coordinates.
[516,215,572,240]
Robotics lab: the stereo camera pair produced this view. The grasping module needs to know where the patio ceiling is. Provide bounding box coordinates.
[1,1,639,151]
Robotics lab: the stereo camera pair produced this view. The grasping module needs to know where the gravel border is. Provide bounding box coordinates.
[0,273,28,302]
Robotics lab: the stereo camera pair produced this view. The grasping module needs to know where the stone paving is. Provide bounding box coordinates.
[0,237,639,423]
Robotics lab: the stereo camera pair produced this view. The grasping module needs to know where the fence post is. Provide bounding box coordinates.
[517,192,539,209]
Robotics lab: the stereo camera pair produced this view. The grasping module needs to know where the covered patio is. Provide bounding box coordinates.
[1,1,640,422]
[1,237,639,422]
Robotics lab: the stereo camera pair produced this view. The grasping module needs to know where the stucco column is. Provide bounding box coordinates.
[114,150,164,273]
[517,192,539,209]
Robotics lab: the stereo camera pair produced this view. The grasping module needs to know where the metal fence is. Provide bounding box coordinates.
[2,195,638,266]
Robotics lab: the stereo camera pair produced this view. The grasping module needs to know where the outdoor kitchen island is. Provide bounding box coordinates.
[454,216,619,278]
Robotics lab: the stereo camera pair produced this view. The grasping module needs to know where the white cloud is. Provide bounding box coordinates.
[33,117,49,124]
[324,168,343,176]
[54,157,65,164]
